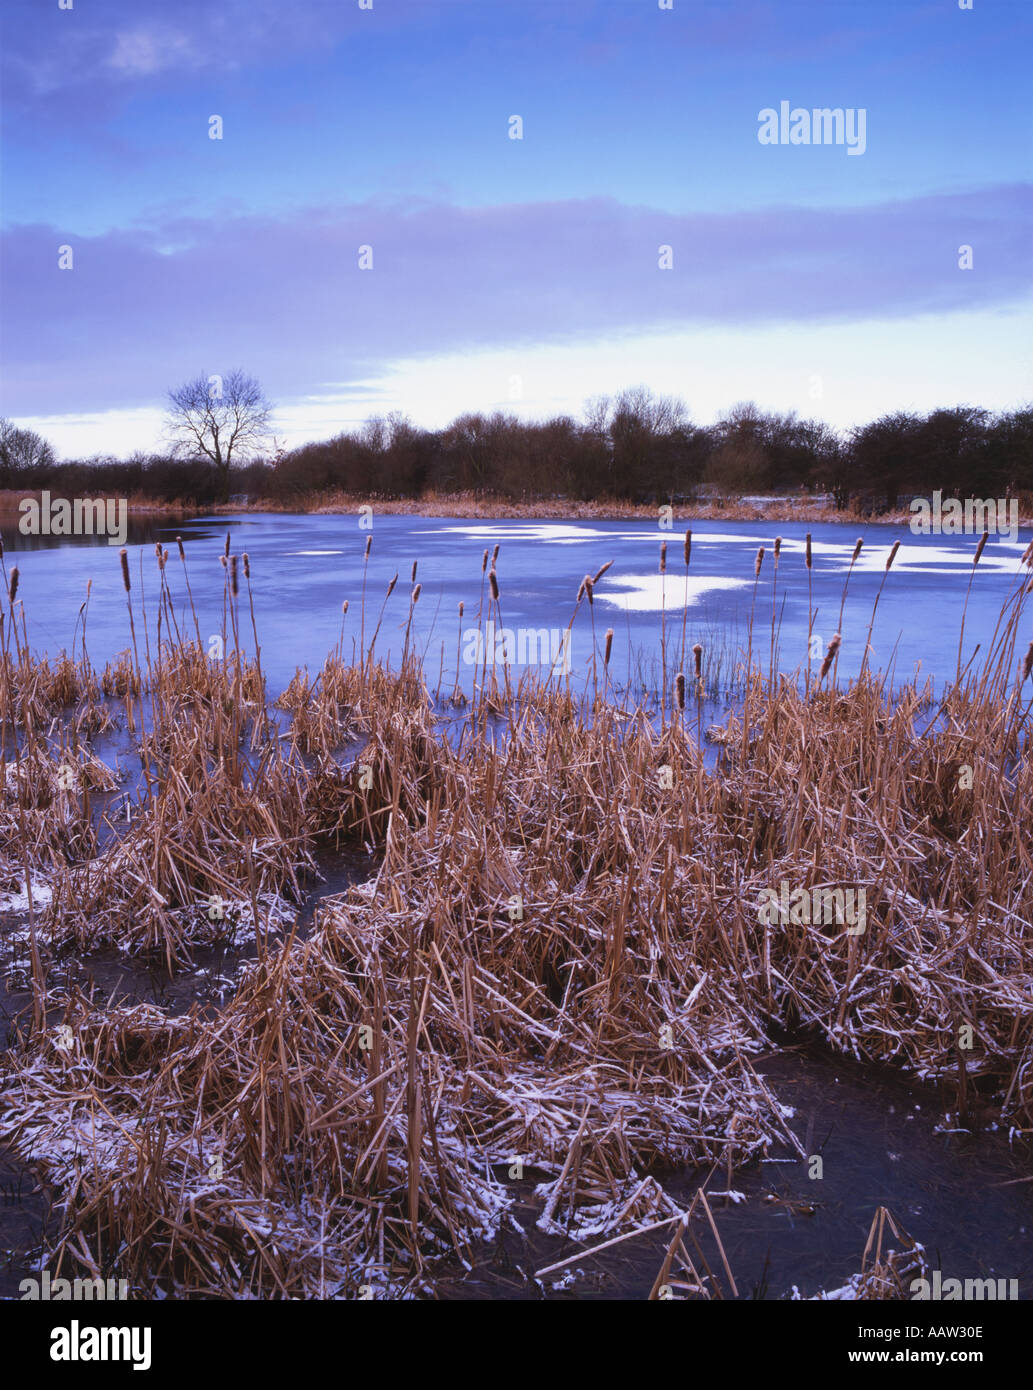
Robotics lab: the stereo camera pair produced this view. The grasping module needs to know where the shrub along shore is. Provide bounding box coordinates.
[2,394,1031,520]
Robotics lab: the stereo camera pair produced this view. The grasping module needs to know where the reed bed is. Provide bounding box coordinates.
[37,738,312,964]
[293,489,1033,527]
[0,651,104,727]
[0,533,1031,1297]
[0,742,116,876]
[276,654,426,758]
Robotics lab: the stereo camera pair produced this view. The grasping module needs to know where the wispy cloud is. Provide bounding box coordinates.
[3,186,1029,416]
[2,0,399,106]
[107,27,198,78]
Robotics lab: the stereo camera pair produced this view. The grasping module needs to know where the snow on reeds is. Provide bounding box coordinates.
[0,536,1032,1296]
[803,1206,927,1301]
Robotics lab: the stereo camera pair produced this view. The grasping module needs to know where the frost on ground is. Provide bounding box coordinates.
[0,870,54,914]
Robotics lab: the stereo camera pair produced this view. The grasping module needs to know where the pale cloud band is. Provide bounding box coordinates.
[4,185,1029,424]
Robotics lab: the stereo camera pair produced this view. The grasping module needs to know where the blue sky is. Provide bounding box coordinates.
[1,0,1031,457]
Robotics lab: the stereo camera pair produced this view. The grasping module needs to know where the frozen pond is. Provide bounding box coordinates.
[3,512,1030,698]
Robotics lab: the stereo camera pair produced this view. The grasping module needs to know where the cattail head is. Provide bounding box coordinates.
[973,531,989,567]
[885,540,901,571]
[155,543,162,558]
[364,536,372,562]
[584,576,594,605]
[386,573,398,598]
[577,577,587,602]
[1022,641,1033,684]
[458,601,464,619]
[8,567,19,604]
[851,538,864,564]
[230,554,239,596]
[604,628,613,666]
[411,561,417,582]
[242,552,250,579]
[220,554,227,570]
[492,543,500,565]
[754,546,764,577]
[158,550,167,572]
[224,533,231,558]
[659,542,667,574]
[675,672,685,710]
[342,600,349,616]
[774,536,782,563]
[119,549,130,593]
[819,632,842,681]
[805,533,812,570]
[176,536,185,560]
[684,530,692,567]
[411,583,422,604]
[693,642,702,679]
[592,560,613,584]
[481,549,489,573]
[489,570,499,601]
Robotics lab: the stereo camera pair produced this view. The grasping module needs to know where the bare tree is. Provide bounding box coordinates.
[0,417,56,484]
[164,370,272,501]
[585,387,690,499]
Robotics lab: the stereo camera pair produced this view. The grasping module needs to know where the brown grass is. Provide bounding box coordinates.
[0,534,1031,1297]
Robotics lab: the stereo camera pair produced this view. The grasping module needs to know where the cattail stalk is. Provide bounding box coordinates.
[176,536,203,647]
[770,537,782,686]
[860,541,901,681]
[360,535,372,676]
[819,632,842,683]
[957,531,990,685]
[366,573,398,669]
[679,529,692,673]
[451,601,466,705]
[833,538,864,686]
[660,543,668,730]
[805,533,814,696]
[241,552,265,742]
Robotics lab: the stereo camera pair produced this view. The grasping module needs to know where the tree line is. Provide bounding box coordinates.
[2,383,1030,511]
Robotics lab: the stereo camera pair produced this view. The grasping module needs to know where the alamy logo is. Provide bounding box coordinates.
[756,881,866,934]
[757,102,867,156]
[910,1272,1018,1301]
[20,1271,129,1301]
[909,491,1018,544]
[462,624,571,674]
[50,1320,151,1372]
[19,491,128,547]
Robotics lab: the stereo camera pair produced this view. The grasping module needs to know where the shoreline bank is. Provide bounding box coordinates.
[2,489,1031,528]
